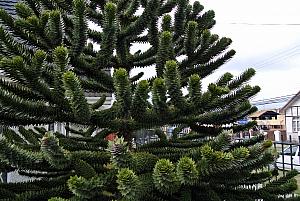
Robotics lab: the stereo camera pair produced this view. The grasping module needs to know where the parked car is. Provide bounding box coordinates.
[276,145,300,171]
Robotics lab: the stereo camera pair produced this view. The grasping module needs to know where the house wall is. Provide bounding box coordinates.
[266,129,287,141]
[285,99,300,116]
[249,114,285,131]
[286,116,293,137]
[285,99,300,142]
[255,115,285,129]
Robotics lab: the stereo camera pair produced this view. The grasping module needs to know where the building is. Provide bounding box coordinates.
[248,110,286,141]
[280,91,300,142]
[248,110,285,130]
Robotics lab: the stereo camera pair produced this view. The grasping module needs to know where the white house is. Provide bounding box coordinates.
[280,91,300,142]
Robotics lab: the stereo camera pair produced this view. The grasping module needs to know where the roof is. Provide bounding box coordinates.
[248,110,279,118]
[0,0,19,16]
[280,90,300,113]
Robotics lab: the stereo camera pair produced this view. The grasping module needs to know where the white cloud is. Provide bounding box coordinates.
[197,0,300,102]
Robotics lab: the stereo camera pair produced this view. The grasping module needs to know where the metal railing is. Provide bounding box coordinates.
[273,135,300,172]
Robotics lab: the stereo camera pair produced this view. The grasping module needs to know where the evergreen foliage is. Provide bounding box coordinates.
[0,0,298,200]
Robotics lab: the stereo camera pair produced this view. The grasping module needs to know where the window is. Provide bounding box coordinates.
[292,117,300,132]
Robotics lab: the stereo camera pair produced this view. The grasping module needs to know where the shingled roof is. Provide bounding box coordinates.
[0,0,19,16]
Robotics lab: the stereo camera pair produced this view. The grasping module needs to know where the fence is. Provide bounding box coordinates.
[234,134,300,200]
[233,134,300,172]
[273,135,300,172]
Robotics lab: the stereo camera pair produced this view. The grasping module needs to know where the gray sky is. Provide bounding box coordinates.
[92,1,300,107]
[199,0,300,104]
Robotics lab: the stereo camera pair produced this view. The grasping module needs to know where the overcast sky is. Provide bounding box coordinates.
[198,0,300,104]
[92,1,300,108]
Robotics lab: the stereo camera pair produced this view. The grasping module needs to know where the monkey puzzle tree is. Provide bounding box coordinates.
[0,0,298,200]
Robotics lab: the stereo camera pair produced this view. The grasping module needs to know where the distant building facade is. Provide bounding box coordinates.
[248,110,285,130]
[248,110,286,141]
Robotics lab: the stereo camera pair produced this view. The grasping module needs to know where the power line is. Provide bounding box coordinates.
[251,93,296,106]
[252,99,289,106]
[241,45,300,70]
[255,52,300,70]
[252,99,290,106]
[251,95,294,104]
[251,93,295,102]
[252,45,300,67]
[253,45,300,62]
[251,94,295,103]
